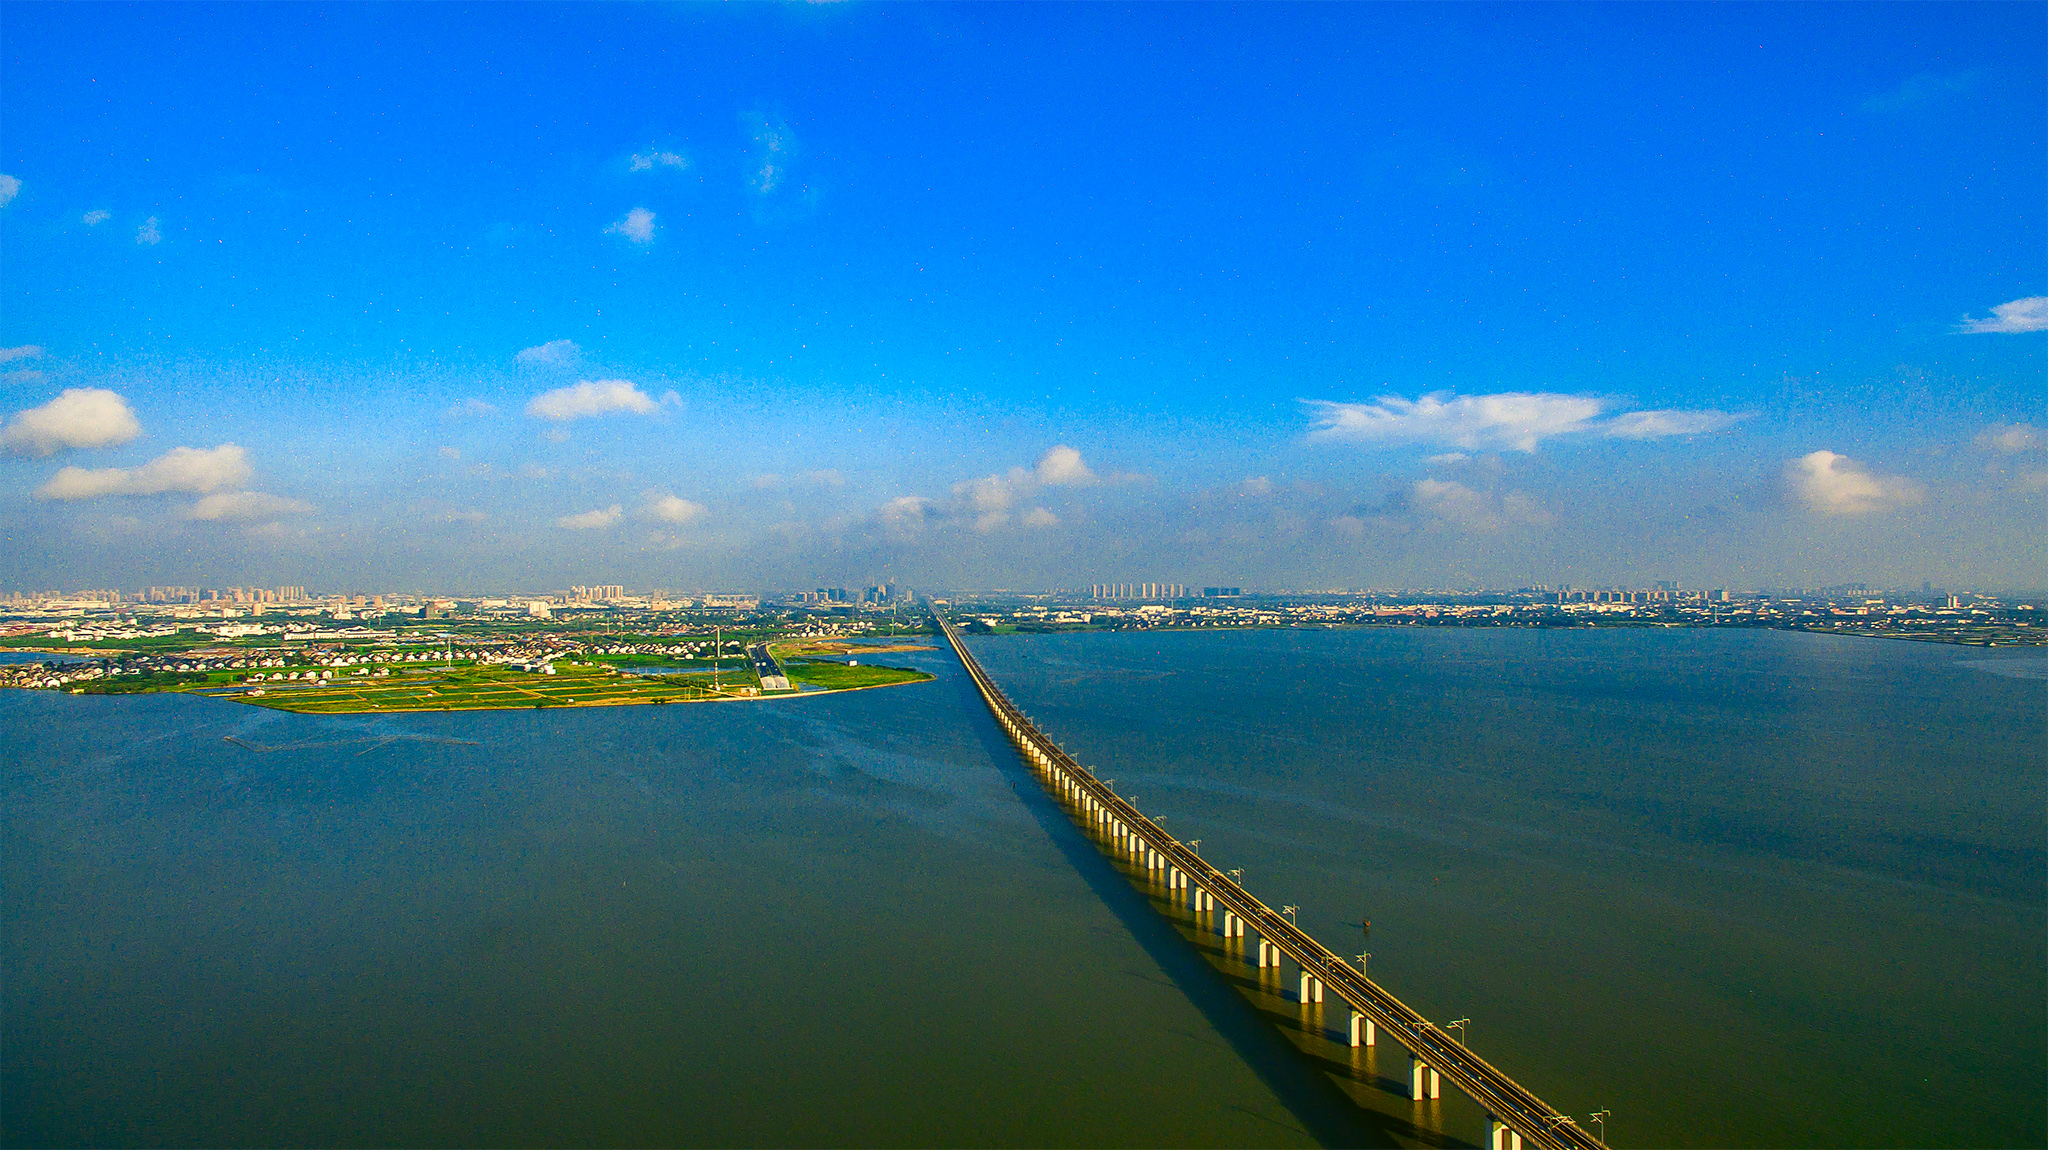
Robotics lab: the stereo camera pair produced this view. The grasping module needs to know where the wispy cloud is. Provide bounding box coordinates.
[1408,478,1553,531]
[752,469,845,490]
[1787,450,1924,515]
[0,346,42,364]
[1958,297,2048,334]
[1601,409,1751,440]
[525,380,662,422]
[745,112,796,195]
[1976,423,2042,454]
[644,492,706,525]
[82,209,111,226]
[557,505,623,530]
[515,339,581,366]
[444,397,499,419]
[0,175,18,208]
[2,388,143,456]
[36,444,251,500]
[1307,392,1745,452]
[135,216,162,245]
[628,148,688,172]
[1863,71,1978,113]
[606,207,656,244]
[185,491,314,522]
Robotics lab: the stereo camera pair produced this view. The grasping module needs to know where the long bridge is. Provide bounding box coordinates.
[936,609,1606,1150]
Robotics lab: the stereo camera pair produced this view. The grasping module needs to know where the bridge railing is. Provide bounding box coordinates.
[934,609,1603,1150]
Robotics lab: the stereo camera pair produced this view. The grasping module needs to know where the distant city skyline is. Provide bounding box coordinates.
[2,4,2041,591]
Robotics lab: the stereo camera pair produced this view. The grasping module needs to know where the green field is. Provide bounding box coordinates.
[99,658,940,714]
[782,661,933,691]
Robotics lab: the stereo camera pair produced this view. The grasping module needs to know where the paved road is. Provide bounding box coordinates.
[745,642,791,691]
[934,608,1605,1150]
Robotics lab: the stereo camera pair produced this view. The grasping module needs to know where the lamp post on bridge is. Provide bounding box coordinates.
[1587,1109,1610,1146]
[1282,905,1298,925]
[1446,1018,1469,1046]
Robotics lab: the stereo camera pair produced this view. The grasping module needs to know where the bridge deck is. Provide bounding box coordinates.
[936,611,1603,1150]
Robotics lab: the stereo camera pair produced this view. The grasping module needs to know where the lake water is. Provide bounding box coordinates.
[3,629,2041,1147]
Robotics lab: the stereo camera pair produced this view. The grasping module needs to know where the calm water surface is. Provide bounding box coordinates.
[4,629,2042,1147]
[968,627,2046,1148]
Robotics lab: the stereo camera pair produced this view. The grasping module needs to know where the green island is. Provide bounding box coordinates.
[18,636,936,714]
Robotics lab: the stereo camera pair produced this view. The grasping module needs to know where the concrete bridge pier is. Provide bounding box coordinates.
[1349,1011,1376,1047]
[1221,911,1245,937]
[1298,973,1325,1004]
[1257,939,1280,967]
[1486,1117,1524,1150]
[1409,1056,1441,1101]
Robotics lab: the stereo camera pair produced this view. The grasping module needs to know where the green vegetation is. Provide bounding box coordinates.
[783,661,934,691]
[74,657,940,714]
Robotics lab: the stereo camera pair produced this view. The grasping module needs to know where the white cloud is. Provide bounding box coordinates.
[877,495,934,535]
[557,505,623,530]
[135,216,162,245]
[0,175,18,207]
[875,446,1096,535]
[185,491,314,521]
[645,493,706,525]
[1035,444,1096,486]
[1424,453,1468,466]
[36,444,251,500]
[525,379,659,421]
[629,149,688,172]
[1602,409,1750,439]
[1408,479,1553,531]
[438,446,461,460]
[445,397,498,418]
[751,473,785,489]
[1308,392,1605,451]
[606,207,656,244]
[82,209,111,226]
[1308,392,1749,451]
[3,388,144,456]
[0,346,42,364]
[1239,476,1276,495]
[445,509,488,525]
[1959,297,2048,334]
[515,339,582,366]
[1976,423,2042,453]
[1788,451,1924,516]
[804,469,845,487]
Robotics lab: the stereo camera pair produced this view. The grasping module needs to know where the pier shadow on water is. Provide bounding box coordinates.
[953,671,1469,1150]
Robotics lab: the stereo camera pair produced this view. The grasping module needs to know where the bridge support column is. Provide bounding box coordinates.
[1350,1011,1375,1047]
[1299,972,1312,1002]
[1486,1117,1523,1150]
[1407,1057,1441,1101]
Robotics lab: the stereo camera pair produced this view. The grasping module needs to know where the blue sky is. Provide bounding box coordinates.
[2,2,2042,593]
